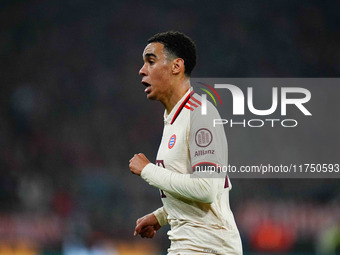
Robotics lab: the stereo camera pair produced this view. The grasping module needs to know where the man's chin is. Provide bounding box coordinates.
[146,93,156,100]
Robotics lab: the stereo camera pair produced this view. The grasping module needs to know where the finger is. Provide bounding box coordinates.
[140,226,155,238]
[145,229,156,238]
[136,216,144,225]
[138,153,146,158]
[134,219,147,236]
[139,225,152,235]
[149,230,156,238]
[144,226,156,238]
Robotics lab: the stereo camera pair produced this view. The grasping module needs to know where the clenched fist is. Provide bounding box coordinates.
[129,153,150,176]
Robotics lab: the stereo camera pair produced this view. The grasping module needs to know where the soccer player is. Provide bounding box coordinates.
[129,31,242,255]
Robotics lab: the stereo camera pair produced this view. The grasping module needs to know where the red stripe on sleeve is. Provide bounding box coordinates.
[184,105,194,111]
[188,100,198,108]
[191,96,202,106]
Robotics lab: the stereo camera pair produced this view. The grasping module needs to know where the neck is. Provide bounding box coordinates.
[163,79,190,114]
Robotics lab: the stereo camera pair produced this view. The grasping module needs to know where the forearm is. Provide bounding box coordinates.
[141,163,218,204]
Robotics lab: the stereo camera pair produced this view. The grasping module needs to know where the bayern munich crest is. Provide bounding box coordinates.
[168,134,176,149]
[195,128,213,147]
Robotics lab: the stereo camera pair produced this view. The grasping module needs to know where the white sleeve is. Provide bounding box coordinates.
[190,100,228,171]
[152,207,168,226]
[141,163,218,204]
[189,99,231,188]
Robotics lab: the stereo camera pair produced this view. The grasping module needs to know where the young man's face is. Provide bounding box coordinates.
[139,42,174,102]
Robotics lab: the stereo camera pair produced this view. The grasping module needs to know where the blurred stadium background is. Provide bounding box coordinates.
[0,0,339,254]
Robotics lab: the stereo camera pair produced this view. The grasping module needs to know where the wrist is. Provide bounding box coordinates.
[141,162,153,178]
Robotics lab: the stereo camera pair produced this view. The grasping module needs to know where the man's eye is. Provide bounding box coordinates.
[149,60,154,64]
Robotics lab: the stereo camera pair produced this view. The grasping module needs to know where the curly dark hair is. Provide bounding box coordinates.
[148,31,197,77]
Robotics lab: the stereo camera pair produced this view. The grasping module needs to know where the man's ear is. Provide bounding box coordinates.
[172,58,185,75]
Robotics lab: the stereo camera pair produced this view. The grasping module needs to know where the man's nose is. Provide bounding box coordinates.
[139,64,147,76]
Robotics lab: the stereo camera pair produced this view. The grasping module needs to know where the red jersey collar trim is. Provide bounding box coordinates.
[163,88,194,125]
[170,90,194,125]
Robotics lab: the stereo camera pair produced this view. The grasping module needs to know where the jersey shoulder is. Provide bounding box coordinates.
[185,93,221,120]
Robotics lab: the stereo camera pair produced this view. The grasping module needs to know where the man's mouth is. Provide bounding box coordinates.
[142,81,151,93]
